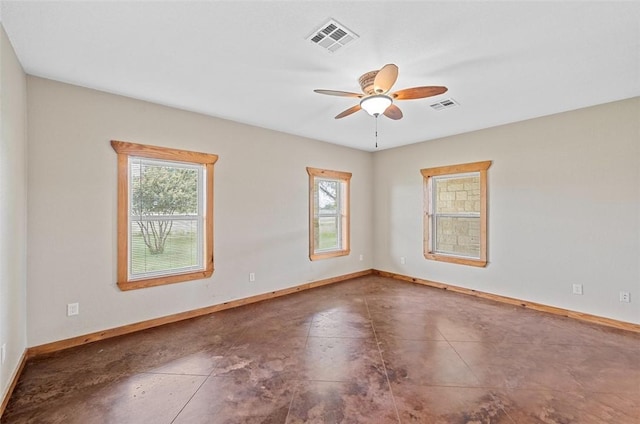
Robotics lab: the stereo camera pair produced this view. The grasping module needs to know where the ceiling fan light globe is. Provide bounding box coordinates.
[360,95,392,117]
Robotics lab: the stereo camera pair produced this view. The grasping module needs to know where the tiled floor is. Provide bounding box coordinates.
[3,275,640,423]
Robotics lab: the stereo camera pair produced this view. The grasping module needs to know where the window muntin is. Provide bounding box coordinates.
[421,161,491,267]
[112,140,218,290]
[307,167,351,260]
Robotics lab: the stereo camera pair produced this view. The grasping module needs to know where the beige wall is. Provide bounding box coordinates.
[26,77,374,346]
[374,97,640,324]
[0,25,28,399]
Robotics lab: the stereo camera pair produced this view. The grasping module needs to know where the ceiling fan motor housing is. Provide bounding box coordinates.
[358,70,379,95]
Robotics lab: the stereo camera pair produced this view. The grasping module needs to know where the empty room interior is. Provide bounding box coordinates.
[1,1,639,423]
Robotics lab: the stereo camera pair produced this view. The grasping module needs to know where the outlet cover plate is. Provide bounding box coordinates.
[572,284,583,295]
[67,303,79,316]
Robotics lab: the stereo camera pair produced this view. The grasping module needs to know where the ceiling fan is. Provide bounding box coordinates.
[314,64,448,120]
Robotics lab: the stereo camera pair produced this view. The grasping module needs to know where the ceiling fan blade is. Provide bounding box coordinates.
[314,89,363,98]
[392,86,448,100]
[373,64,399,94]
[383,104,403,120]
[335,104,361,119]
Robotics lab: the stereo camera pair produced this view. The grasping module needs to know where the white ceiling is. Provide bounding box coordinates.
[1,1,638,151]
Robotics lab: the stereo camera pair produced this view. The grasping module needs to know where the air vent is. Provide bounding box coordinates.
[307,19,358,53]
[430,98,459,111]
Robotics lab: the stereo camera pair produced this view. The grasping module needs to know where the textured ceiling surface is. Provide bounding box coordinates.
[1,1,638,151]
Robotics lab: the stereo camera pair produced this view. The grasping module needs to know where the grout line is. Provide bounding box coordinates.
[170,326,255,422]
[365,297,402,424]
[205,326,250,378]
[169,374,210,424]
[144,371,211,377]
[444,338,483,388]
[304,313,315,350]
[283,384,299,424]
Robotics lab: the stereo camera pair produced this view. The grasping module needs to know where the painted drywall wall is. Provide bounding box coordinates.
[26,77,373,347]
[373,97,640,324]
[0,24,28,399]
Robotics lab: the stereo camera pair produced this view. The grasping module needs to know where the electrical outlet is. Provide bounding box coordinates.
[359,254,363,261]
[400,257,406,265]
[67,303,79,316]
[619,291,631,303]
[1,343,6,365]
[572,284,583,295]
[249,272,255,282]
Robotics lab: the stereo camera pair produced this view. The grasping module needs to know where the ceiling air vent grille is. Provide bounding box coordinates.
[430,98,459,111]
[307,19,358,53]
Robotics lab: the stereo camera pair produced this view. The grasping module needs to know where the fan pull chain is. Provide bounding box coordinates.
[375,116,379,149]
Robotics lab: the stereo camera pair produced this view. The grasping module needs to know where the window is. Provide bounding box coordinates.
[307,167,351,260]
[111,140,218,290]
[421,161,491,267]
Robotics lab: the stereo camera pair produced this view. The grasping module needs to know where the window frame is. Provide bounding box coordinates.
[306,167,351,261]
[421,160,491,267]
[111,140,218,290]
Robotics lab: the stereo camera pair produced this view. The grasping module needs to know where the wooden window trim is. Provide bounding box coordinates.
[111,140,218,291]
[421,160,491,267]
[306,167,352,261]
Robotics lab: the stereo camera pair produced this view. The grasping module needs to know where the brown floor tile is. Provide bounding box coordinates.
[381,339,480,387]
[451,341,584,391]
[308,308,374,338]
[4,373,205,424]
[502,389,640,424]
[287,380,399,423]
[559,344,640,393]
[239,313,313,341]
[371,310,447,341]
[451,341,640,393]
[392,384,515,423]
[172,375,295,424]
[210,336,307,382]
[301,337,387,384]
[366,292,459,316]
[147,348,223,376]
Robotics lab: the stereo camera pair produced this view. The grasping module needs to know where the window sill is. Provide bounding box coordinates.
[424,253,487,267]
[117,268,213,291]
[310,249,350,261]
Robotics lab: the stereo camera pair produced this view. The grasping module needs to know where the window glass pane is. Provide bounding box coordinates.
[130,219,201,277]
[435,216,480,258]
[131,160,199,217]
[318,180,338,215]
[421,161,490,267]
[434,174,480,214]
[314,178,341,252]
[129,157,203,279]
[317,216,339,250]
[307,167,351,261]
